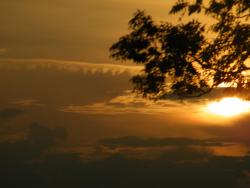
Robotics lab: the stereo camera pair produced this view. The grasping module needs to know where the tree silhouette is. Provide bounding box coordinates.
[110,0,250,98]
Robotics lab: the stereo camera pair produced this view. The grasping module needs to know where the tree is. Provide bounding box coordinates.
[110,0,250,99]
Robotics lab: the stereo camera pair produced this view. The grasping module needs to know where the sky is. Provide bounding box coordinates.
[0,0,194,62]
[1,1,250,187]
[1,58,250,148]
[0,0,220,145]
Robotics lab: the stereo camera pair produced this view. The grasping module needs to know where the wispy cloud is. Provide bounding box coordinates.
[0,58,142,76]
[62,91,198,115]
[11,99,44,107]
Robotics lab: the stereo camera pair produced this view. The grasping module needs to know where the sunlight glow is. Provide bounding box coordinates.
[206,97,250,117]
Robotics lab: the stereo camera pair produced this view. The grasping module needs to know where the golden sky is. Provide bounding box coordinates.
[2,2,250,186]
[0,0,212,63]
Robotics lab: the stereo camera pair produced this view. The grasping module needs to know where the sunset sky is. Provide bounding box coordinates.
[0,0,248,163]
[1,1,250,187]
[0,0,203,62]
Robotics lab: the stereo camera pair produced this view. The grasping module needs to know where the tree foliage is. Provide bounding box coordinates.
[110,0,250,98]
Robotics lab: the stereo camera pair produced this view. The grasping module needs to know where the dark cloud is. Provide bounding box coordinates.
[0,126,249,188]
[100,136,231,148]
[0,123,67,162]
[0,108,23,120]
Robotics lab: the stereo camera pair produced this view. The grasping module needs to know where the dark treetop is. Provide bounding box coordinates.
[110,0,250,99]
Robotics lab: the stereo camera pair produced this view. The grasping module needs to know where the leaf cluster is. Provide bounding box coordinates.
[110,1,250,98]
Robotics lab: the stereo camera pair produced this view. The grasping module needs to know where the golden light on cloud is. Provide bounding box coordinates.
[206,97,250,117]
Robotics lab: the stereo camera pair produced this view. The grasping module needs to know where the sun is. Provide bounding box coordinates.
[206,97,250,117]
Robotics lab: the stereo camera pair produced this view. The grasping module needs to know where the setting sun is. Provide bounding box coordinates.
[206,97,250,117]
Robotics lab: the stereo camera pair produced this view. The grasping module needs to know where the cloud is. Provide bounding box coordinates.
[62,92,189,115]
[0,58,135,110]
[1,129,249,188]
[0,58,142,76]
[11,99,44,107]
[98,136,250,157]
[100,136,231,148]
[63,92,226,127]
[0,108,24,120]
